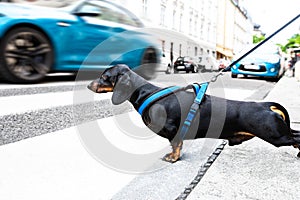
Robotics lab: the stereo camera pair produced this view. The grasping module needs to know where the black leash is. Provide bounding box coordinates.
[210,14,300,83]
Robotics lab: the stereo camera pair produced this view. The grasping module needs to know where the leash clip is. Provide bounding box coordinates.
[210,72,224,82]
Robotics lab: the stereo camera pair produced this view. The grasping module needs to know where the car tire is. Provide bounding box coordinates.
[200,67,206,73]
[0,27,53,83]
[231,73,237,78]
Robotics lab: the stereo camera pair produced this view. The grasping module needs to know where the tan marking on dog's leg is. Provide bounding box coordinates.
[163,141,183,163]
[228,132,255,146]
[270,106,286,121]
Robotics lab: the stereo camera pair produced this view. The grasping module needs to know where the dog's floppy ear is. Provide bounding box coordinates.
[111,71,132,105]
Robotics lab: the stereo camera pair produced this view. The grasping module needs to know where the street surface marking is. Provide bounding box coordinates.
[0,90,112,116]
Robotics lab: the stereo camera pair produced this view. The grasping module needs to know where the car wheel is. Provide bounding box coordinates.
[138,47,158,80]
[201,67,206,73]
[0,27,53,83]
[231,73,237,78]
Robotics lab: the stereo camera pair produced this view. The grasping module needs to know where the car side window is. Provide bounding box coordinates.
[79,4,101,13]
[79,1,139,27]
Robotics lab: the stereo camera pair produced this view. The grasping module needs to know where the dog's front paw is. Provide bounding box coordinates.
[163,153,180,163]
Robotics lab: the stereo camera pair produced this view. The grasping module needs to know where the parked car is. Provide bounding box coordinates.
[196,55,219,72]
[174,56,198,73]
[218,58,230,71]
[0,0,160,83]
[231,44,284,79]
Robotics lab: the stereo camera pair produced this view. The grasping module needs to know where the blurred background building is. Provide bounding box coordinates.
[111,0,253,61]
[5,0,254,61]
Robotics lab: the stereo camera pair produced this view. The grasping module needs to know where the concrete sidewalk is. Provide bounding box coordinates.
[187,76,300,200]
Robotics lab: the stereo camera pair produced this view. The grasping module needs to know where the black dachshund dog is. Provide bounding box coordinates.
[88,64,300,162]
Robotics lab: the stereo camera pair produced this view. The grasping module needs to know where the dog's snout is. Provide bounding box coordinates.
[87,80,99,93]
[87,77,114,93]
[87,82,92,90]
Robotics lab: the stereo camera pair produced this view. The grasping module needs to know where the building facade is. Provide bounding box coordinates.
[116,0,253,61]
[114,0,218,62]
[216,0,253,60]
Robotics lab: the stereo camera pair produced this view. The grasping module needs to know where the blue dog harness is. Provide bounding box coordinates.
[137,82,209,139]
[138,86,181,115]
[179,82,208,139]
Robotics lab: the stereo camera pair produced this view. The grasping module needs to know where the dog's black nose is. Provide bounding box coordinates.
[87,81,98,93]
[87,82,92,90]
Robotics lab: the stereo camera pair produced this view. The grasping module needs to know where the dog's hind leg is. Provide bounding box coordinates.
[227,132,255,146]
[293,145,300,157]
[163,140,183,163]
[291,130,300,157]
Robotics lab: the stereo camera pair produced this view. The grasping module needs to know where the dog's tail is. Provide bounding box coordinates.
[269,103,300,134]
[291,128,300,134]
[269,102,291,126]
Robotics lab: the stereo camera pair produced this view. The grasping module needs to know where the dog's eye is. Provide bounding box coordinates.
[101,75,108,80]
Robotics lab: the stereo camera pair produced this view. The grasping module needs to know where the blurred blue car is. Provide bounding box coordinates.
[231,44,284,79]
[0,0,160,83]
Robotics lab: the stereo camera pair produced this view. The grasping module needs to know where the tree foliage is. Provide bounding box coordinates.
[278,34,300,53]
[253,34,265,44]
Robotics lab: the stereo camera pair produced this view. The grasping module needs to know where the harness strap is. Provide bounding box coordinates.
[179,82,209,139]
[138,86,181,115]
[137,82,209,140]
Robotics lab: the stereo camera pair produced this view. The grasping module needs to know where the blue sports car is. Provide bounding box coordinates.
[0,0,160,83]
[231,44,284,79]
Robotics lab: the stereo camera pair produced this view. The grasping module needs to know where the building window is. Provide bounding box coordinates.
[172,10,176,30]
[189,18,193,36]
[179,3,184,32]
[212,51,216,57]
[189,8,193,36]
[200,15,204,40]
[142,0,148,17]
[179,13,183,32]
[160,3,166,26]
[179,44,182,57]
[194,14,198,37]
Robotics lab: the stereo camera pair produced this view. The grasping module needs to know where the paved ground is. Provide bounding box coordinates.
[187,76,300,200]
[1,76,298,200]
